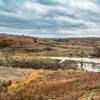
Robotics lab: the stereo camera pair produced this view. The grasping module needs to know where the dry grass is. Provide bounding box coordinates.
[0,67,100,100]
[0,56,79,70]
[0,33,98,57]
[78,89,100,100]
[0,34,100,100]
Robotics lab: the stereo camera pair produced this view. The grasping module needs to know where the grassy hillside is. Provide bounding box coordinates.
[0,33,100,100]
[0,33,100,57]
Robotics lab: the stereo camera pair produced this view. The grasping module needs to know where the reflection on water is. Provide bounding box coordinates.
[49,57,100,64]
[46,57,100,72]
[77,63,100,72]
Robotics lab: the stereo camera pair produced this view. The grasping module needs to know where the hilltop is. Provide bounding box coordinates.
[0,33,100,57]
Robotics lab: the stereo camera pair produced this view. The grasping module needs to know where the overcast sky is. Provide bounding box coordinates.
[0,0,100,38]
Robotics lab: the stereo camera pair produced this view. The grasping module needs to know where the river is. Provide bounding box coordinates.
[41,57,100,72]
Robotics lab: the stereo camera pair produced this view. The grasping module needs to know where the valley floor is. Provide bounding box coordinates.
[0,66,100,100]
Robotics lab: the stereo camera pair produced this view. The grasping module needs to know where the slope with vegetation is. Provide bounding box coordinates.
[0,33,100,57]
[0,33,100,100]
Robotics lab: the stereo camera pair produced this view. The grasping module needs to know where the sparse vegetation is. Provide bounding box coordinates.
[93,46,100,57]
[0,34,96,57]
[0,34,100,100]
[0,67,100,100]
[32,37,38,44]
[0,40,9,48]
[0,56,78,70]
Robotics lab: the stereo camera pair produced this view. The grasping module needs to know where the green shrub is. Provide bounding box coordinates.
[0,40,9,48]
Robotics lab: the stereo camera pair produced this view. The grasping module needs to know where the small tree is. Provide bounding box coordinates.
[32,37,38,44]
[0,40,9,48]
[19,40,24,48]
[95,46,100,57]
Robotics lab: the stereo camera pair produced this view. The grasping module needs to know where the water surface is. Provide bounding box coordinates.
[41,57,100,72]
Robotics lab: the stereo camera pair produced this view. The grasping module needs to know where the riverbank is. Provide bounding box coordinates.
[0,55,100,72]
[0,67,100,100]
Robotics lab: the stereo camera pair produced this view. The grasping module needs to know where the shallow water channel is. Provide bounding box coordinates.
[42,57,100,72]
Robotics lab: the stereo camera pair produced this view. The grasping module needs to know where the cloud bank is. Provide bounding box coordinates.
[0,0,100,38]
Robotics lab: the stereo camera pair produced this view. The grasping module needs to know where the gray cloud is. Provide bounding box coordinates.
[0,0,100,38]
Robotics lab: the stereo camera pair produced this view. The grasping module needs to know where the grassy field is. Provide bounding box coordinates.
[0,67,100,100]
[0,57,100,100]
[0,33,98,58]
[0,56,100,100]
[0,34,100,100]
